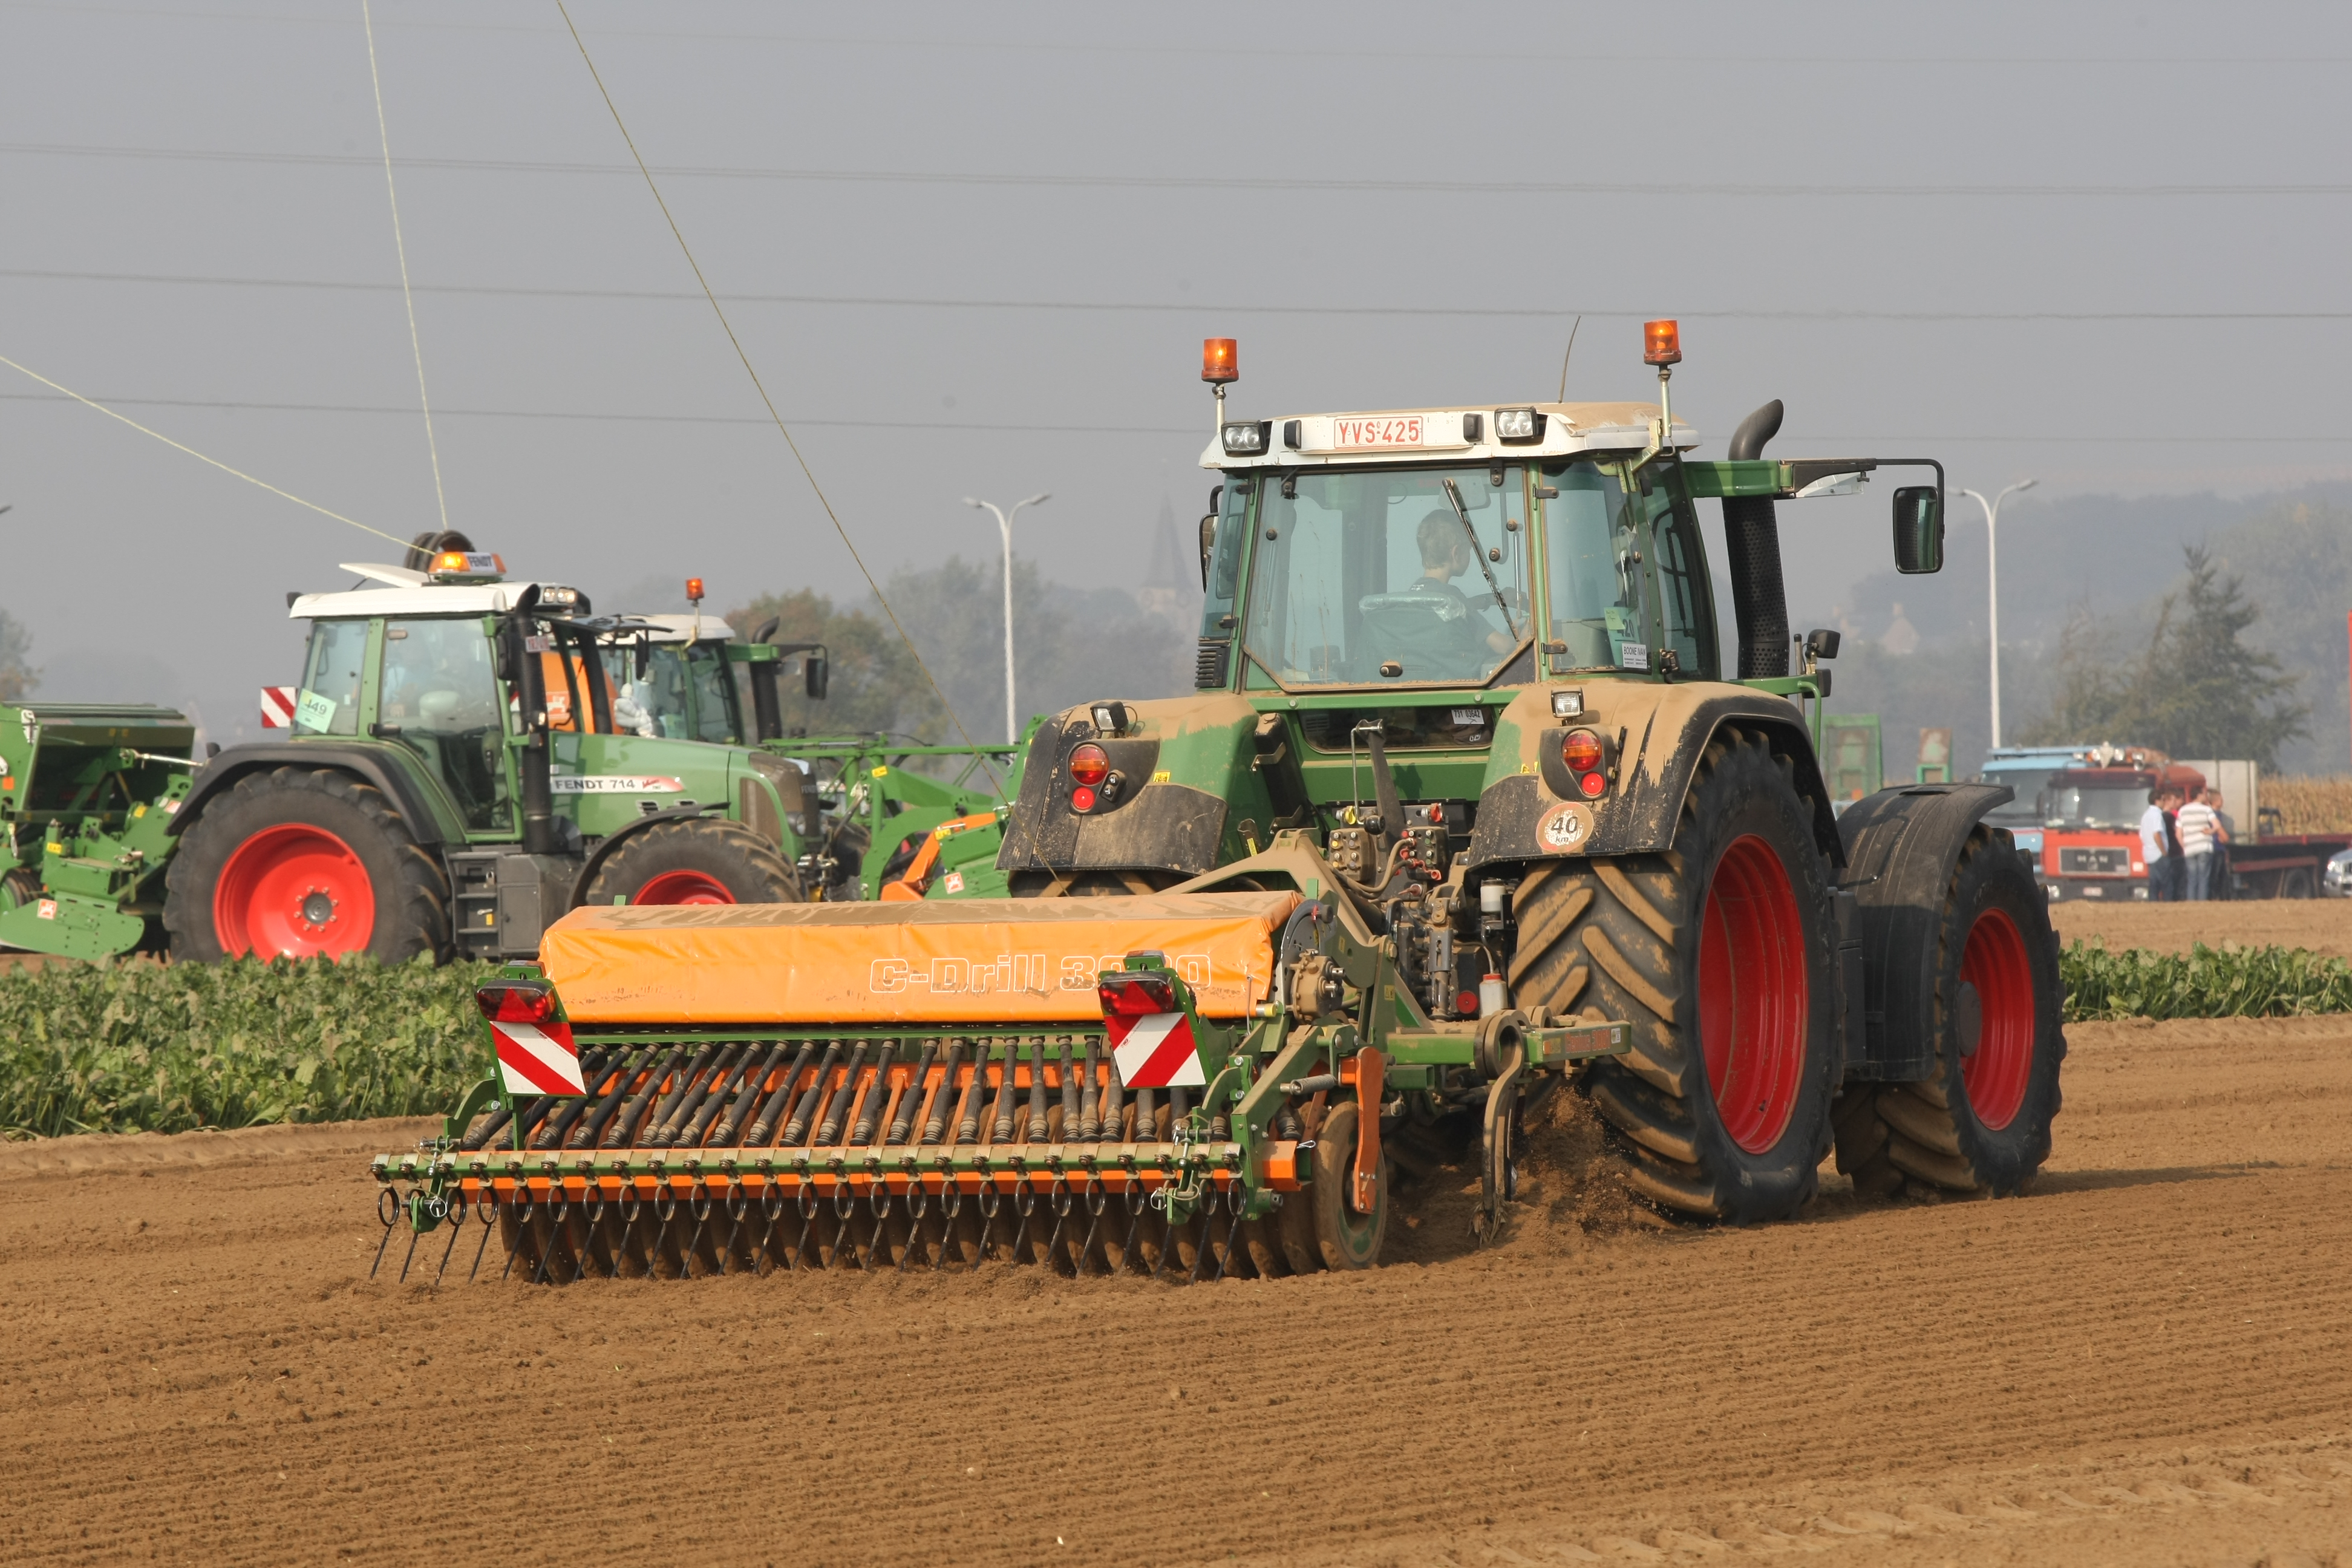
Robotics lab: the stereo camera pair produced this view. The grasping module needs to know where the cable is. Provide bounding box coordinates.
[13,267,2352,324]
[362,0,449,537]
[552,1,1002,792]
[6,141,2351,198]
[0,352,409,546]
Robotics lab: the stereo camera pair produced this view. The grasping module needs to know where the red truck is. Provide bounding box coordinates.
[2034,761,2350,900]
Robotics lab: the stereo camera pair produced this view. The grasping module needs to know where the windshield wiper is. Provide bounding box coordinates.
[1442,477,1521,636]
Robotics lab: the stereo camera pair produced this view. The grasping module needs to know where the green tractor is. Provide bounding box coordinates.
[0,537,1015,965]
[364,325,2069,1285]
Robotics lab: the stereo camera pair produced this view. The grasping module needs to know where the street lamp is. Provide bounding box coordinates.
[1957,479,2037,749]
[963,492,1050,745]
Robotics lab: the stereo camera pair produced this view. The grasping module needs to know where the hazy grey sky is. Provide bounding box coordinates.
[5,0,2348,745]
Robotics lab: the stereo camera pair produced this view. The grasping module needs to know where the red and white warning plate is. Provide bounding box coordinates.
[492,1020,586,1096]
[1108,1010,1205,1089]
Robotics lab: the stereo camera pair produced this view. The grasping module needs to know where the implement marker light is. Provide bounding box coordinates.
[1644,319,1682,367]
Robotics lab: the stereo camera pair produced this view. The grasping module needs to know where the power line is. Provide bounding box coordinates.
[1,141,2345,198]
[9,4,2351,65]
[6,267,2347,324]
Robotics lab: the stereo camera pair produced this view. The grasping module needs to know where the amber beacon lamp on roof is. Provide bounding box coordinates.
[368,327,2064,1286]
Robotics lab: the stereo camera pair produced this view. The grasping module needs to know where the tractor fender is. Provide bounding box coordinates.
[170,743,460,847]
[1835,782,2016,1081]
[998,696,1261,878]
[568,802,720,908]
[1466,683,1841,869]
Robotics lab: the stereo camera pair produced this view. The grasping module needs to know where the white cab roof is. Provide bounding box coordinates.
[630,613,733,644]
[290,566,578,620]
[1198,400,1698,471]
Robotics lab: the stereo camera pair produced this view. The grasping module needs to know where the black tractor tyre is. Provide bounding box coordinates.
[1832,826,2066,1199]
[163,766,451,964]
[1506,726,1841,1224]
[579,816,803,907]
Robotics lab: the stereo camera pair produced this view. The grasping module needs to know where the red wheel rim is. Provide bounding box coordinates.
[212,824,375,958]
[1697,834,1809,1154]
[633,869,736,906]
[1959,906,2036,1129]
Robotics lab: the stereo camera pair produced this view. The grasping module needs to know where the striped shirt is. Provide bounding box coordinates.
[2176,800,2221,857]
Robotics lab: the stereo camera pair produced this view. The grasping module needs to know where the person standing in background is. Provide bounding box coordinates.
[2141,783,2183,901]
[2207,789,2238,900]
[2177,786,2224,900]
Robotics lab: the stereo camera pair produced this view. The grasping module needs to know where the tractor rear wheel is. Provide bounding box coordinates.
[164,766,451,964]
[580,817,802,907]
[1507,727,1840,1224]
[1832,826,2065,1198]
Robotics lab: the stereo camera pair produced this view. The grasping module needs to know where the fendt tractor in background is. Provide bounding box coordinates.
[0,534,1010,964]
[373,324,2068,1285]
[2023,746,2352,901]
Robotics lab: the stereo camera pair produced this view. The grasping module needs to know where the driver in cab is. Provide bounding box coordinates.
[1410,509,1515,665]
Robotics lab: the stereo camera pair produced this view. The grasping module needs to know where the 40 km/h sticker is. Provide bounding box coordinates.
[1538,802,1594,854]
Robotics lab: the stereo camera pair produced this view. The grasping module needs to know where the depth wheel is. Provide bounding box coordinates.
[580,816,802,907]
[164,766,449,964]
[1833,826,2066,1197]
[1507,726,1840,1223]
[1310,1100,1388,1269]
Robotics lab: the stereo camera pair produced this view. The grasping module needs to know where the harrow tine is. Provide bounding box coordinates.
[1009,1176,1037,1266]
[934,1183,962,1272]
[1117,1181,1147,1276]
[468,1191,500,1283]
[866,1185,892,1269]
[650,1186,678,1281]
[974,1181,1001,1268]
[791,1183,820,1272]
[430,1192,466,1289]
[1187,1206,1212,1284]
[501,1186,532,1282]
[1041,1175,1074,1276]
[1215,1187,1247,1283]
[569,1190,599,1284]
[369,1186,400,1280]
[1076,1175,1108,1277]
[396,1213,424,1284]
[716,1186,748,1274]
[531,1187,564,1286]
[680,1186,716,1278]
[898,1181,928,1273]
[832,1186,863,1270]
[749,1181,785,1275]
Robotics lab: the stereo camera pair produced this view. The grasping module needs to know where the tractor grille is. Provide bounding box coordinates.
[2059,846,2133,876]
[1195,639,1230,689]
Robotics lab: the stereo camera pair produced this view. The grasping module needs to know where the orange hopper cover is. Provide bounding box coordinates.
[539,890,1301,1026]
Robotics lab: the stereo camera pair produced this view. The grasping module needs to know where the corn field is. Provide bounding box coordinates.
[0,955,489,1140]
[2262,775,2352,834]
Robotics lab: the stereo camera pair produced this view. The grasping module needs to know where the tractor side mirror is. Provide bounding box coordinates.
[1804,627,1841,662]
[1892,486,1944,574]
[633,640,650,680]
[804,652,830,701]
[1198,514,1217,591]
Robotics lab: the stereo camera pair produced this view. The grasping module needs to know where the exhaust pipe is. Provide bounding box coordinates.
[505,612,561,856]
[1722,400,1791,681]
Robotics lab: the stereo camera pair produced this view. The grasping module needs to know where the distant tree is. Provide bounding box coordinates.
[0,606,34,702]
[2022,545,2308,769]
[722,586,949,744]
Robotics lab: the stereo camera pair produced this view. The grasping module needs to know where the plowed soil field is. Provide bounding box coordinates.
[3,1016,2348,1567]
[2051,895,2351,958]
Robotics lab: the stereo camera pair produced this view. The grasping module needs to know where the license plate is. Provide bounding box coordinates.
[1330,415,1427,449]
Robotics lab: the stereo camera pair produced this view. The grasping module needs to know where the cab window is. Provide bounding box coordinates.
[1642,467,1720,680]
[296,619,367,736]
[379,618,511,831]
[1539,463,1647,673]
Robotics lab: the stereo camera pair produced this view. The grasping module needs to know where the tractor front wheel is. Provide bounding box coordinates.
[1832,826,2065,1198]
[579,817,802,907]
[164,766,450,964]
[1507,727,1841,1224]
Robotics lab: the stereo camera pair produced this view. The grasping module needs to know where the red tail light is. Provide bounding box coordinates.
[476,981,557,1024]
[1068,743,1111,786]
[1561,728,1604,773]
[1099,970,1179,1017]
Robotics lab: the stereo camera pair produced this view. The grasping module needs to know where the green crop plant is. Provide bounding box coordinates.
[0,956,489,1138]
[2060,939,2352,1023]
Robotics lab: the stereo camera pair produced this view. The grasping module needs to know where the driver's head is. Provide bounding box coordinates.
[1417,509,1468,573]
